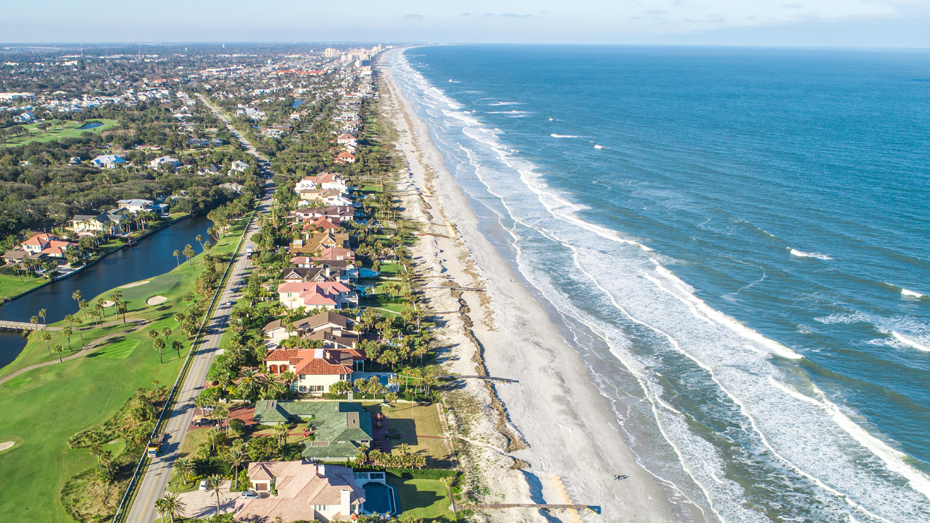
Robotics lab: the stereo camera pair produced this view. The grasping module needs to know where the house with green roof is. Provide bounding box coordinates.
[253,401,373,461]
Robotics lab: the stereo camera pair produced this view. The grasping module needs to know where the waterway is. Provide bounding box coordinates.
[0,216,211,369]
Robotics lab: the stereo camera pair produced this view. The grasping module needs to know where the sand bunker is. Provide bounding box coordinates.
[119,280,150,289]
[146,296,167,306]
[0,441,15,452]
[102,300,115,307]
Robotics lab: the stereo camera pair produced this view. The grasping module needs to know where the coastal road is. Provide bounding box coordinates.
[125,98,275,523]
[124,181,273,523]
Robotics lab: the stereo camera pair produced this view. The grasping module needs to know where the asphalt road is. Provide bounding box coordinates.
[125,98,274,523]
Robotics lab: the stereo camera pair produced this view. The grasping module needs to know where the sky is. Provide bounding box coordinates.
[3,0,930,48]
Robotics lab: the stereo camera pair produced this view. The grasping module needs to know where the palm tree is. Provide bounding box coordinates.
[172,249,181,268]
[62,326,73,351]
[54,345,64,363]
[237,368,260,401]
[207,474,225,515]
[173,457,195,486]
[155,493,186,523]
[30,315,39,331]
[153,338,166,363]
[172,339,183,358]
[38,308,47,327]
[196,234,204,251]
[273,423,288,447]
[182,244,196,268]
[71,290,82,310]
[229,443,247,489]
[41,331,52,356]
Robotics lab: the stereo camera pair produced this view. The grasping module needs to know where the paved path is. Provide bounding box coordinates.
[126,97,274,523]
[0,319,148,385]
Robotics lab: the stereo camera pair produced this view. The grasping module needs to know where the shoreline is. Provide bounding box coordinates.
[380,49,690,522]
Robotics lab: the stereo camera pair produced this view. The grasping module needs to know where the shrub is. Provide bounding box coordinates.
[229,418,246,437]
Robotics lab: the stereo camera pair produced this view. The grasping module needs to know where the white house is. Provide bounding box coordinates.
[150,156,181,169]
[90,155,127,169]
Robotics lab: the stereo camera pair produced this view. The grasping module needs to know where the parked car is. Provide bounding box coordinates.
[240,490,260,499]
[199,480,208,491]
[193,418,217,427]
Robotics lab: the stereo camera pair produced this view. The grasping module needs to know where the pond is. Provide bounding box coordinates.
[76,122,103,130]
[0,216,211,369]
[291,99,304,108]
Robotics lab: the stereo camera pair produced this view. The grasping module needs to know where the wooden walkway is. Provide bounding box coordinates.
[437,374,518,384]
[464,504,600,515]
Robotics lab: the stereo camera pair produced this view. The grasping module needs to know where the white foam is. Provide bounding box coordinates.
[790,248,833,260]
[901,288,925,298]
[891,331,930,352]
[389,50,930,522]
[594,144,604,149]
[550,134,580,138]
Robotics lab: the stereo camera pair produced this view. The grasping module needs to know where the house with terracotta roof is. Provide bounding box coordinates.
[289,231,350,256]
[277,281,357,310]
[265,347,365,394]
[294,205,355,224]
[21,233,76,258]
[333,151,355,164]
[235,461,365,521]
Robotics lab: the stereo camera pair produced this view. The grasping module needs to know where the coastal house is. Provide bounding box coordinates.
[116,199,165,215]
[336,133,357,145]
[289,231,350,255]
[334,151,355,164]
[229,160,249,175]
[262,311,358,348]
[303,217,341,231]
[90,155,127,169]
[294,205,355,224]
[250,402,373,462]
[235,462,365,522]
[281,266,338,284]
[264,347,365,393]
[277,281,356,310]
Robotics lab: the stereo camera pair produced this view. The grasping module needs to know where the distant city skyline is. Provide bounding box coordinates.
[2,0,930,48]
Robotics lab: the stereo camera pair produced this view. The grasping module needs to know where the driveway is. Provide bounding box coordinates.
[176,480,239,519]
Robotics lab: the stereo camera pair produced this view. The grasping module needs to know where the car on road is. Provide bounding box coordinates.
[199,480,208,491]
[240,490,260,499]
[225,301,233,307]
[193,418,217,427]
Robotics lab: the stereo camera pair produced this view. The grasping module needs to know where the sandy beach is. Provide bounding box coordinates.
[379,50,694,523]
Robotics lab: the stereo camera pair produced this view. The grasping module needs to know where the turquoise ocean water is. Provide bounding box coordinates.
[388,46,930,522]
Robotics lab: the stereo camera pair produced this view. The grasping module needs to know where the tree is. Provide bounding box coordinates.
[72,289,82,310]
[196,234,204,251]
[155,493,186,523]
[173,249,181,268]
[207,474,225,514]
[154,338,166,363]
[172,339,183,358]
[173,457,195,486]
[229,441,247,488]
[62,327,73,351]
[41,330,52,356]
[30,315,38,331]
[54,345,63,363]
[183,244,196,268]
[204,240,212,252]
[38,308,47,326]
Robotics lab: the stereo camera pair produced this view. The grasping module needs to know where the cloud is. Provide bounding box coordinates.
[404,14,424,20]
[646,10,668,14]
[501,13,533,17]
[780,3,803,8]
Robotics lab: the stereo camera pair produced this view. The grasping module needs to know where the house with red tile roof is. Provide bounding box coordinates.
[21,233,76,258]
[333,151,355,164]
[265,347,366,394]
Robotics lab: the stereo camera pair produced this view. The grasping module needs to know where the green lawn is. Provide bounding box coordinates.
[0,217,248,523]
[0,273,46,302]
[1,119,120,147]
[366,403,451,467]
[388,475,455,522]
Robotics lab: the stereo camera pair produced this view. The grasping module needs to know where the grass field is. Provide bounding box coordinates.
[0,216,248,523]
[388,475,455,522]
[0,273,46,302]
[1,119,120,147]
[365,402,451,467]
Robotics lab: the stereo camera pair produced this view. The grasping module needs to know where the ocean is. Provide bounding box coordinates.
[387,45,930,522]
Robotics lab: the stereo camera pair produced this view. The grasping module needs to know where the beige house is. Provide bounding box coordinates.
[236,462,364,522]
[264,347,365,394]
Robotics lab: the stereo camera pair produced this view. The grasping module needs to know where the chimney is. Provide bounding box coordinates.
[325,266,331,278]
[318,463,326,476]
[314,348,324,359]
[341,488,351,515]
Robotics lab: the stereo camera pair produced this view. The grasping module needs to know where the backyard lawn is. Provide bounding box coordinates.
[0,217,247,523]
[0,273,46,302]
[366,402,451,467]
[388,474,455,522]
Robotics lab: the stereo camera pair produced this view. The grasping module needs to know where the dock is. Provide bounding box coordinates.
[0,320,61,332]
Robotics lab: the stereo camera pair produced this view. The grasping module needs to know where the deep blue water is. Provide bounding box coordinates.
[390,46,930,522]
[76,122,103,130]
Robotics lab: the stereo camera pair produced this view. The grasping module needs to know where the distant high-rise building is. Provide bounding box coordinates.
[324,48,339,58]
